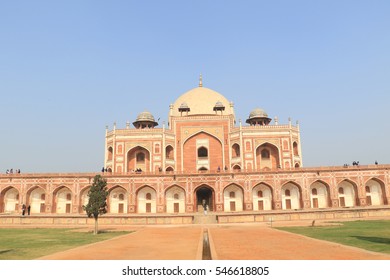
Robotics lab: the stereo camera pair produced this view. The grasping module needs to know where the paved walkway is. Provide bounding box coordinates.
[38,222,390,260]
[209,224,390,260]
[39,226,203,260]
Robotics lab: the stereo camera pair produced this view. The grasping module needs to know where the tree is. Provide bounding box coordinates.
[83,175,109,234]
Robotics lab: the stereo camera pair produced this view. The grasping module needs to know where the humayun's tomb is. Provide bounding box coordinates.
[1,77,390,225]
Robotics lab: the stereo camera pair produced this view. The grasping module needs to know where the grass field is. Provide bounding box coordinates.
[278,220,390,254]
[0,228,130,260]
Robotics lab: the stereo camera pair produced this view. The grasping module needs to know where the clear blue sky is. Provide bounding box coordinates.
[1,0,389,173]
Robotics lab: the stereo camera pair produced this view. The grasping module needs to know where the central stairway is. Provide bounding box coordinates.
[193,213,217,224]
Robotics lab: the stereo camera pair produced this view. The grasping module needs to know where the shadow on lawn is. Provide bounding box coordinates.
[0,249,13,254]
[351,236,390,245]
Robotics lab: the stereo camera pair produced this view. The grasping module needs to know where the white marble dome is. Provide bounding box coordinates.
[171,86,234,116]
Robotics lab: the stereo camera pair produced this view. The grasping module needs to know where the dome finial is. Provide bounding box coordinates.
[199,73,203,87]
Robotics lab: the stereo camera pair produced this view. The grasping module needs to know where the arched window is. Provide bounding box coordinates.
[108,147,113,161]
[174,193,179,200]
[166,146,174,159]
[229,191,235,198]
[257,190,263,198]
[312,188,318,195]
[365,186,370,193]
[261,149,270,159]
[119,193,124,201]
[66,193,71,201]
[41,194,45,200]
[146,193,152,200]
[293,142,299,156]
[232,144,240,157]
[136,152,145,163]
[198,147,208,158]
[338,187,344,194]
[285,189,291,196]
[233,165,241,170]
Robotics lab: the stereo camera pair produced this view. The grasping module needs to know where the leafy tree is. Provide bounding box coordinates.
[83,175,109,234]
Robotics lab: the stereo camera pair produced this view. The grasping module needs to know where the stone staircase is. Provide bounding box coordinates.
[193,213,217,224]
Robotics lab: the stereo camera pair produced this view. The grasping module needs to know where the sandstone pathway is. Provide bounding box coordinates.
[38,224,390,260]
[208,224,390,260]
[39,226,203,260]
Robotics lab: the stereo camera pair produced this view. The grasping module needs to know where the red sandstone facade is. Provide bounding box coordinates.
[1,81,389,215]
[105,82,302,174]
[0,166,389,215]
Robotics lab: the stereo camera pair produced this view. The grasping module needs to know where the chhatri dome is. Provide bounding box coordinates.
[246,108,272,126]
[133,110,158,128]
[171,75,234,117]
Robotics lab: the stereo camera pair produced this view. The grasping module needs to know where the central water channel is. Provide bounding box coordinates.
[202,229,212,260]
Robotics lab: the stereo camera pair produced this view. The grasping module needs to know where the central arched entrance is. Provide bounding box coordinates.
[195,185,214,212]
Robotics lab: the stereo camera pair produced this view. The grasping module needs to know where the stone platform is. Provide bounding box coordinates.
[2,206,390,226]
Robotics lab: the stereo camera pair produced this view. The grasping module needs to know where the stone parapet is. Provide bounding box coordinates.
[1,207,390,226]
[1,165,389,215]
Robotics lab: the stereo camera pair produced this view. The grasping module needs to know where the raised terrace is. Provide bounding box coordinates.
[1,164,389,225]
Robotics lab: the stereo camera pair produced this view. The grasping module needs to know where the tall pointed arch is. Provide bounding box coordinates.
[52,186,73,214]
[281,182,303,210]
[252,183,274,211]
[126,146,151,172]
[255,142,280,170]
[0,186,20,213]
[223,183,244,212]
[165,185,186,213]
[182,131,223,172]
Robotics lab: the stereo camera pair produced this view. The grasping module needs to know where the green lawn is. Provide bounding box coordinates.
[277,220,390,254]
[0,228,130,260]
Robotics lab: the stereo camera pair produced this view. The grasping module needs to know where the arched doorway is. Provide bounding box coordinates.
[0,187,19,213]
[165,186,185,214]
[281,182,302,210]
[337,180,358,207]
[109,186,128,214]
[365,178,386,206]
[310,181,331,208]
[53,186,72,214]
[256,143,280,170]
[127,146,150,172]
[27,187,46,214]
[195,185,214,212]
[183,132,223,172]
[223,184,244,212]
[137,186,157,213]
[232,165,241,171]
[252,183,273,211]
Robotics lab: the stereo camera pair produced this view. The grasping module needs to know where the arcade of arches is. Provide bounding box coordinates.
[1,173,389,215]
